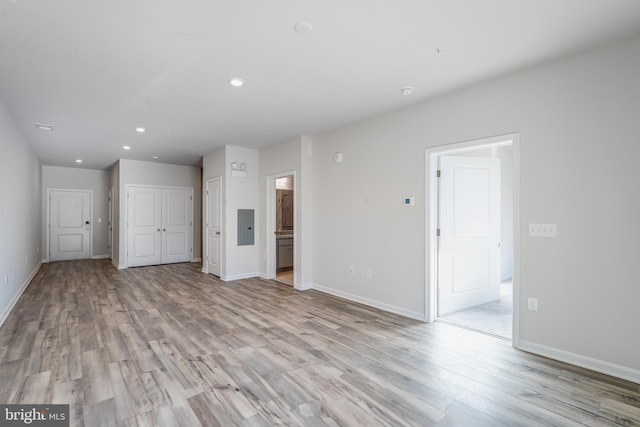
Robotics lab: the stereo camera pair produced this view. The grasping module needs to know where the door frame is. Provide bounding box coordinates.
[204,176,223,275]
[124,184,194,268]
[46,188,93,263]
[425,133,521,346]
[265,171,296,285]
[108,188,114,260]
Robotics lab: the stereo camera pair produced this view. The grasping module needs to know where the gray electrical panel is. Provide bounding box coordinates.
[237,209,255,246]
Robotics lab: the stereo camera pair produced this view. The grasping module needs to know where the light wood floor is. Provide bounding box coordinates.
[0,260,638,426]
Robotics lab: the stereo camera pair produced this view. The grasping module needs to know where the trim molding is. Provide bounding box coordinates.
[91,254,110,260]
[111,259,126,270]
[221,272,259,282]
[518,339,640,384]
[0,261,42,327]
[311,283,426,321]
[191,258,203,263]
[294,283,313,291]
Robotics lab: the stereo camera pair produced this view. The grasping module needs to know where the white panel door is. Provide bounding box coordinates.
[206,178,222,276]
[127,187,162,267]
[438,156,501,316]
[50,190,91,261]
[161,188,192,264]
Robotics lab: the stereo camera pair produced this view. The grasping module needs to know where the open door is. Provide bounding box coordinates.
[438,155,501,316]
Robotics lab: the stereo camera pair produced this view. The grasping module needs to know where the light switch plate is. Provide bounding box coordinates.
[529,223,557,237]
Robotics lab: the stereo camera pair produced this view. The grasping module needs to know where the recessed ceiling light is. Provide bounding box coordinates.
[152,156,159,160]
[402,86,414,95]
[75,159,83,163]
[294,22,313,35]
[435,48,444,55]
[122,145,131,150]
[35,123,54,131]
[229,78,244,87]
[135,127,146,133]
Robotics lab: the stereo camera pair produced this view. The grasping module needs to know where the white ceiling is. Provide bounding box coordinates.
[2,0,640,170]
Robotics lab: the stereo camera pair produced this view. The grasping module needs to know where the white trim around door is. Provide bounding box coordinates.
[425,133,521,347]
[266,171,297,285]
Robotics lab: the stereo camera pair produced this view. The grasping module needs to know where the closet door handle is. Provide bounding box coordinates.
[157,228,161,232]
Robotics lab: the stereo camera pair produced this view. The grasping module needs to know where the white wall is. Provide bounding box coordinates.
[116,159,202,267]
[42,166,110,259]
[258,136,313,288]
[0,100,42,325]
[225,146,259,279]
[202,146,260,280]
[311,35,640,378]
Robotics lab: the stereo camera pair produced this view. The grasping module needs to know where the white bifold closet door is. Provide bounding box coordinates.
[127,186,192,267]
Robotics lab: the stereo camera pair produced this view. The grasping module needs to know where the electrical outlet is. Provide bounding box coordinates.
[366,268,372,279]
[529,224,557,237]
[528,297,538,311]
[348,265,355,276]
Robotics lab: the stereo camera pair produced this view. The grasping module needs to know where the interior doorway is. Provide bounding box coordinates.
[426,134,519,342]
[275,175,294,285]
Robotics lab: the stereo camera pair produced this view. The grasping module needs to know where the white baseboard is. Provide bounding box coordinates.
[0,261,42,327]
[294,283,313,291]
[221,272,259,281]
[91,254,109,259]
[310,283,426,321]
[257,272,270,280]
[518,339,640,384]
[191,258,202,263]
[111,259,126,270]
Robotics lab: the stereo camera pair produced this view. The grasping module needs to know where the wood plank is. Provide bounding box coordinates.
[0,259,637,426]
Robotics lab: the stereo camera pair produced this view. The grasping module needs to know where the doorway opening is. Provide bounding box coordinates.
[275,175,294,285]
[426,134,520,342]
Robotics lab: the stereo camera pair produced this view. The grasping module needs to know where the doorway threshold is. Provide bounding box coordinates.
[437,281,513,340]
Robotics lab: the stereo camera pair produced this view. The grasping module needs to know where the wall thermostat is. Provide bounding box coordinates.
[404,196,415,206]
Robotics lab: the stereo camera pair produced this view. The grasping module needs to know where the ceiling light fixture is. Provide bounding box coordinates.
[35,123,54,131]
[75,159,83,163]
[123,145,131,150]
[152,156,159,160]
[402,86,414,95]
[229,78,244,87]
[435,47,444,55]
[135,127,146,133]
[294,22,313,35]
